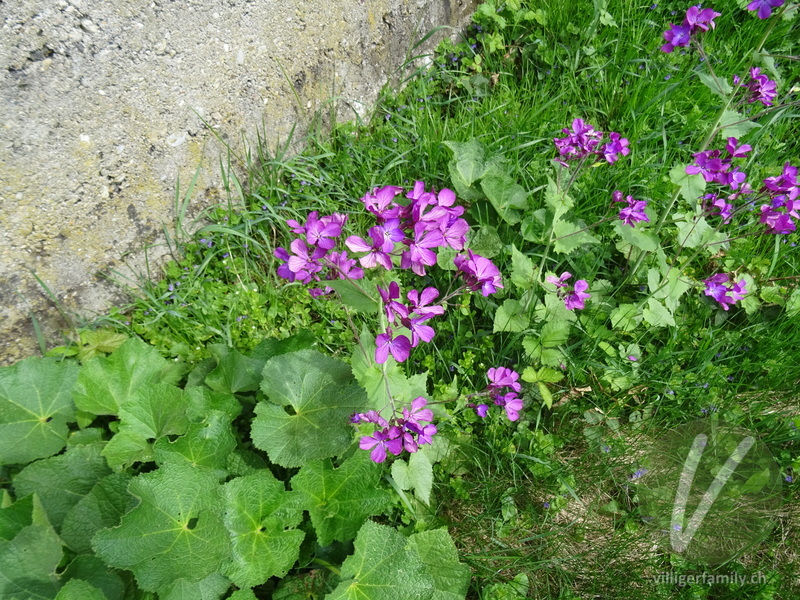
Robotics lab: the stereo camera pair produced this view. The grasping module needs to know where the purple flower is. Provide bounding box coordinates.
[362,185,405,220]
[613,192,649,227]
[475,404,489,418]
[661,23,691,53]
[684,5,721,32]
[487,367,522,393]
[375,329,412,363]
[746,0,784,19]
[602,132,631,164]
[400,224,444,276]
[359,429,403,463]
[726,137,752,158]
[702,193,734,223]
[345,228,394,270]
[564,279,591,310]
[703,273,748,310]
[402,397,434,425]
[326,251,364,280]
[546,271,572,288]
[630,468,649,480]
[406,287,445,319]
[497,393,523,421]
[377,282,409,323]
[454,250,503,296]
[740,67,778,105]
[686,150,728,183]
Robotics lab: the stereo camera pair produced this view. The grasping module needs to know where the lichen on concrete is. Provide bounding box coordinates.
[0,0,478,364]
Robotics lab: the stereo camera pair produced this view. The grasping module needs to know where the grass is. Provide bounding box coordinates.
[44,0,800,598]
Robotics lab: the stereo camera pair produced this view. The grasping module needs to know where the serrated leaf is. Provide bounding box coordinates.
[59,555,125,600]
[786,288,800,316]
[480,168,528,225]
[325,279,380,313]
[544,177,574,220]
[54,579,108,600]
[223,471,304,588]
[697,71,733,98]
[0,521,62,600]
[92,462,229,592]
[325,521,434,600]
[610,303,641,331]
[674,214,723,248]
[469,226,503,258]
[493,299,530,333]
[552,219,600,255]
[291,454,392,546]
[444,139,486,188]
[204,344,264,394]
[669,164,706,204]
[0,357,78,465]
[539,382,554,409]
[160,574,230,600]
[153,410,236,472]
[406,529,470,600]
[409,452,434,505]
[719,109,761,139]
[537,367,564,383]
[61,473,133,554]
[613,221,659,252]
[73,337,171,416]
[253,350,369,468]
[13,443,111,529]
[541,320,571,347]
[509,245,534,290]
[642,298,676,328]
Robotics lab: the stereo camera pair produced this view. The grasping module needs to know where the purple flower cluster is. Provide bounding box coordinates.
[759,163,799,234]
[346,182,470,276]
[746,0,784,19]
[547,272,592,311]
[454,250,504,296]
[661,5,721,53]
[612,190,650,227]
[553,119,630,167]
[703,273,748,310]
[686,137,754,224]
[354,397,437,463]
[734,67,778,106]
[472,367,524,422]
[375,282,445,364]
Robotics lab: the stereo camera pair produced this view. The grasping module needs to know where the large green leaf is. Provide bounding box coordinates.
[407,529,470,600]
[153,410,237,472]
[0,357,78,465]
[160,574,230,600]
[325,521,434,600]
[444,139,487,188]
[61,473,134,554]
[204,344,264,394]
[509,245,534,290]
[59,555,124,600]
[493,299,530,333]
[73,336,174,416]
[480,167,528,225]
[252,350,369,467]
[223,471,305,587]
[291,454,392,546]
[92,462,229,592]
[324,279,380,313]
[669,164,706,204]
[0,519,63,600]
[54,579,107,600]
[552,218,600,255]
[391,450,433,504]
[13,442,111,529]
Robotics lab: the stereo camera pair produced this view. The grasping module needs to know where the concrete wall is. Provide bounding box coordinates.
[0,0,478,364]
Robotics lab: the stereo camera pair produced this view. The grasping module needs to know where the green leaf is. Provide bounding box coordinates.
[509,245,534,290]
[480,168,528,225]
[103,384,194,468]
[325,521,434,600]
[0,357,78,465]
[73,336,171,416]
[153,410,237,472]
[539,382,554,409]
[493,300,530,333]
[544,177,574,220]
[392,452,434,505]
[61,473,133,554]
[697,72,733,98]
[292,454,392,546]
[204,344,264,394]
[406,529,470,600]
[13,442,111,529]
[786,288,800,317]
[0,494,35,541]
[223,471,304,588]
[59,555,124,600]
[253,350,369,468]
[325,279,380,313]
[92,462,229,592]
[350,330,428,411]
[54,580,108,600]
[610,303,641,332]
[537,367,564,383]
[540,320,571,347]
[642,298,676,328]
[674,214,726,249]
[469,226,504,258]
[0,521,63,600]
[653,269,692,312]
[552,219,600,255]
[669,164,706,204]
[719,109,761,139]
[160,574,230,600]
[444,139,486,191]
[613,221,659,252]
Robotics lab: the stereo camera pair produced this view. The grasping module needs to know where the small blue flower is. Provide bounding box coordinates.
[631,468,649,480]
[543,501,550,509]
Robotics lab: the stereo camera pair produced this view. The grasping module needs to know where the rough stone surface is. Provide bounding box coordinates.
[0,0,477,364]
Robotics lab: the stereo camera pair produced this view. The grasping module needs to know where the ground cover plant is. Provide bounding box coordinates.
[2,0,800,599]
